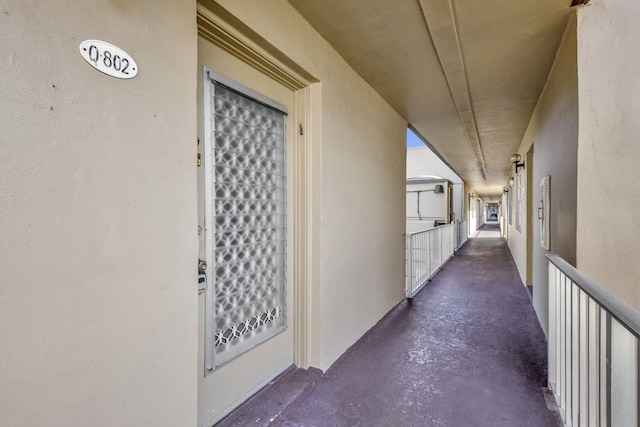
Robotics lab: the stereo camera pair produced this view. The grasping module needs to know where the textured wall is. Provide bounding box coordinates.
[576,0,640,309]
[505,12,578,333]
[509,13,578,335]
[532,15,578,335]
[0,1,198,426]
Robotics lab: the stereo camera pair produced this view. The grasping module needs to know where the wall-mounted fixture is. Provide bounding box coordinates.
[502,187,508,195]
[509,177,515,187]
[510,153,525,173]
[571,0,589,6]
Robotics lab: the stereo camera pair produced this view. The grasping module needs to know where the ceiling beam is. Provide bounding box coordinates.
[418,0,487,182]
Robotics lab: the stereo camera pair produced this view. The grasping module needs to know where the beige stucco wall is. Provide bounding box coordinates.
[0,1,198,426]
[214,0,407,370]
[576,0,640,310]
[513,14,578,335]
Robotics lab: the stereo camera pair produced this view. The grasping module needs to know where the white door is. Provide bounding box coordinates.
[197,38,295,427]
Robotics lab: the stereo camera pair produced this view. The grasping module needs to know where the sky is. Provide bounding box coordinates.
[406,128,426,148]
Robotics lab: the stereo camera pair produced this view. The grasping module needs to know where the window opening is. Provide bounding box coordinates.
[407,128,426,148]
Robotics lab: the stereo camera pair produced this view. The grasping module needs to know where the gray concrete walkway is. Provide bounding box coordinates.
[217,223,561,426]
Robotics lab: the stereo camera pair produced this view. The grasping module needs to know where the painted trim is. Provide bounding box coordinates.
[206,68,288,114]
[197,8,308,91]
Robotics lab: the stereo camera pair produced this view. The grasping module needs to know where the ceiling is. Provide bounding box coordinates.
[288,0,574,201]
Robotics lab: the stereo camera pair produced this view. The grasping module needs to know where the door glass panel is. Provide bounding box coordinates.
[204,77,287,372]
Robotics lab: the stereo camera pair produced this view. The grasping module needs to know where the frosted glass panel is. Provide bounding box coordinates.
[208,81,287,367]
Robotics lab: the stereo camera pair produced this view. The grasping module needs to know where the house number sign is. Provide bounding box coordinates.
[79,40,138,79]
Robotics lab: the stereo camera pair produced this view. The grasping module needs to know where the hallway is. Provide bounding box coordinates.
[217,223,560,427]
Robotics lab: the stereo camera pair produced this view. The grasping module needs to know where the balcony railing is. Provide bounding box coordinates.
[547,254,640,427]
[405,223,457,298]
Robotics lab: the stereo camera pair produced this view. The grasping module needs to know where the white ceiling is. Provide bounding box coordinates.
[288,0,574,201]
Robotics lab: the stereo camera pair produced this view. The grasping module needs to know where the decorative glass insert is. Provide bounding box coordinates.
[204,74,287,371]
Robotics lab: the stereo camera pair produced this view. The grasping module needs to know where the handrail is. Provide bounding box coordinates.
[406,229,429,237]
[547,252,640,426]
[405,222,461,238]
[546,253,640,339]
[405,222,457,298]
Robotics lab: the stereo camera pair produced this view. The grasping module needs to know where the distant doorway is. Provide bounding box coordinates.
[486,203,499,222]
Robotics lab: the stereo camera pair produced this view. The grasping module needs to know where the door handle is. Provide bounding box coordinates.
[198,259,207,293]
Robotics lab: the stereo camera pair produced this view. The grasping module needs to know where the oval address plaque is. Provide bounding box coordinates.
[79,40,138,79]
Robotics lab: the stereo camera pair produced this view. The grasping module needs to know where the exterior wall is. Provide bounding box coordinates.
[407,146,464,224]
[0,1,198,427]
[215,0,407,370]
[576,0,640,310]
[510,13,578,335]
[406,182,449,221]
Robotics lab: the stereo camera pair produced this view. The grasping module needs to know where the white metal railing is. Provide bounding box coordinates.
[405,223,457,298]
[547,254,640,427]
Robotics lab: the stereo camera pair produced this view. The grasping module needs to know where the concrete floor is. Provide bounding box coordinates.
[217,223,561,426]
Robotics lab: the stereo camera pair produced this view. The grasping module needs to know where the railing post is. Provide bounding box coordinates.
[406,234,413,299]
[547,253,640,427]
[548,263,557,392]
[559,271,567,420]
[427,230,432,279]
[571,282,579,426]
[451,223,455,255]
[405,226,459,299]
[439,226,443,263]
[588,298,600,427]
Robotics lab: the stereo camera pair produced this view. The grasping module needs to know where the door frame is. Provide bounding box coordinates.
[197,0,321,373]
[526,145,534,285]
